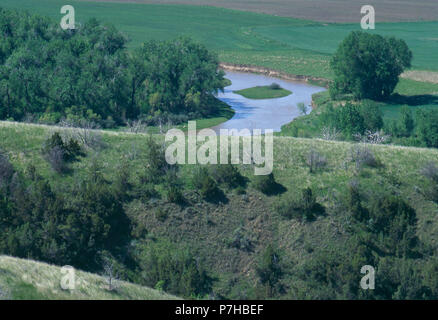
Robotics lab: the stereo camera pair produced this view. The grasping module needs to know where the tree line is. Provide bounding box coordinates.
[0,7,225,127]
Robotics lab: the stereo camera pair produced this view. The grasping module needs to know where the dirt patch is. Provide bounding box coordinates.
[83,0,438,23]
[402,70,438,84]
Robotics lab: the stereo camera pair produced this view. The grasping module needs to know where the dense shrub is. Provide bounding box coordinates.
[193,168,221,200]
[42,132,84,173]
[331,103,366,138]
[269,83,281,90]
[134,240,214,298]
[360,100,384,131]
[416,109,438,148]
[275,188,325,221]
[140,136,169,184]
[0,151,14,187]
[256,245,284,298]
[0,8,224,125]
[164,169,184,204]
[209,164,245,188]
[252,173,278,195]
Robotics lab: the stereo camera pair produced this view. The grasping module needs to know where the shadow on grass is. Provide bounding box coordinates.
[387,94,438,106]
[204,188,229,204]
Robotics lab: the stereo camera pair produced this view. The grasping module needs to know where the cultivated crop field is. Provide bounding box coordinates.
[83,0,438,23]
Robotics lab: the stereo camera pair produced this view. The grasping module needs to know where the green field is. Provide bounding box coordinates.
[2,0,438,80]
[233,85,292,99]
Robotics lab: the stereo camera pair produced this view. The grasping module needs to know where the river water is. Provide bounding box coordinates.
[212,71,326,134]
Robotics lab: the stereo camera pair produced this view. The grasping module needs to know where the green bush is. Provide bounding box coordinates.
[275,188,325,221]
[416,109,438,148]
[269,83,281,90]
[252,173,278,195]
[192,167,221,200]
[155,208,168,222]
[134,240,214,298]
[140,136,169,184]
[209,164,245,188]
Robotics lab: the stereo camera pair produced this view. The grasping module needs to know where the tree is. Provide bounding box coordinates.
[330,31,412,100]
[297,102,309,115]
[416,109,438,148]
[398,105,415,137]
[256,245,283,297]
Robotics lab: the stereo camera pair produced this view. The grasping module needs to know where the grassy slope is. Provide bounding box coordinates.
[1,121,437,297]
[233,86,292,99]
[0,255,179,300]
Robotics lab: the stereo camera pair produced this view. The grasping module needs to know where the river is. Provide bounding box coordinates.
[212,71,326,134]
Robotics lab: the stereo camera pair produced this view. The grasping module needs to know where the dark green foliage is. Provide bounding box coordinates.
[369,195,418,258]
[0,151,13,187]
[256,245,283,298]
[269,83,281,90]
[416,109,438,148]
[398,105,415,137]
[344,183,369,222]
[209,164,246,188]
[42,132,84,173]
[133,37,225,122]
[140,136,169,184]
[360,100,384,132]
[330,31,412,100]
[134,240,214,298]
[155,208,169,222]
[164,169,184,204]
[275,187,325,221]
[387,105,415,138]
[320,101,383,140]
[0,160,131,270]
[193,167,221,200]
[252,172,280,195]
[331,103,366,138]
[0,8,224,125]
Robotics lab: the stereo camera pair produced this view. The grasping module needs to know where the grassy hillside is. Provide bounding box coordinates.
[1,121,438,299]
[2,0,438,78]
[0,255,179,299]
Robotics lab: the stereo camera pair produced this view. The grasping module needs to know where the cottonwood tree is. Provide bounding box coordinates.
[330,31,412,100]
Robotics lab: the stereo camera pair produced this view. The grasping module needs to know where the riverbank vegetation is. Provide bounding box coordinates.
[0,7,228,128]
[233,83,291,99]
[281,31,438,149]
